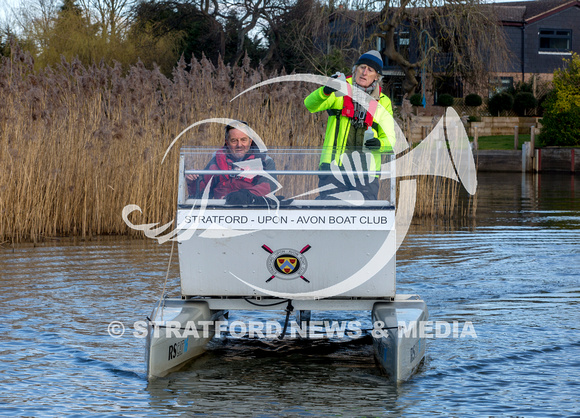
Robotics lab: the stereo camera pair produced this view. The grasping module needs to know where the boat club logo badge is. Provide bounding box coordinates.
[277,256,298,274]
[262,244,311,283]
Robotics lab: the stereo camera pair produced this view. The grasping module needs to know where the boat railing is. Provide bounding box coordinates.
[183,169,391,176]
[178,147,396,208]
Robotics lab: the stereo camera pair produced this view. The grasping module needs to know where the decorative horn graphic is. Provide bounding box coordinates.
[382,107,477,195]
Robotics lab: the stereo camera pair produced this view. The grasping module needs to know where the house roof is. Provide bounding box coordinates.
[492,0,580,24]
[329,0,580,30]
[493,5,527,23]
[328,8,379,24]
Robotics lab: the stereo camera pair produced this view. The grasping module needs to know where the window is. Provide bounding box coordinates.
[489,77,513,97]
[399,31,410,46]
[434,76,463,103]
[398,31,410,61]
[389,80,404,106]
[539,29,571,53]
[386,31,410,66]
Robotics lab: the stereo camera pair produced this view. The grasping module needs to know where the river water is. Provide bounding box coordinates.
[1,172,579,416]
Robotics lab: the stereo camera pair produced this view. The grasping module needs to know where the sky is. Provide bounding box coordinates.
[0,0,17,25]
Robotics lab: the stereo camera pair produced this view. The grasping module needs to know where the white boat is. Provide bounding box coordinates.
[145,146,429,383]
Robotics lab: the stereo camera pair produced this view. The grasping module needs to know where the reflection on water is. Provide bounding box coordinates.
[146,337,402,416]
[475,172,579,225]
[0,172,579,416]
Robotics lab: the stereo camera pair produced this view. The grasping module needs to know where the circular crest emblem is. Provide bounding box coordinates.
[266,248,308,281]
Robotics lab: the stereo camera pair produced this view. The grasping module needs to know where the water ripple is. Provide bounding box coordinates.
[1,173,579,416]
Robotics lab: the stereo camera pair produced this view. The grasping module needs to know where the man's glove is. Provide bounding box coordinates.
[225,189,257,205]
[364,137,381,150]
[323,72,345,96]
[323,74,339,95]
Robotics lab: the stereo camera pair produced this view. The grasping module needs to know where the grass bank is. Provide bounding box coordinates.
[473,134,531,150]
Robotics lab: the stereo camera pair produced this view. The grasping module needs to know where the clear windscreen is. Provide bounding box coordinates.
[179,147,395,208]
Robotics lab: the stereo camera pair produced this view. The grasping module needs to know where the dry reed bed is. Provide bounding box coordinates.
[0,48,474,244]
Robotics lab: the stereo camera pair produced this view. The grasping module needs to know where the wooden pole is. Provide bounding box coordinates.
[474,126,479,150]
[530,125,535,155]
[530,126,536,172]
[514,126,519,150]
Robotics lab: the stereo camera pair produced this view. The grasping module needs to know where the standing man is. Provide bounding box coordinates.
[304,50,396,200]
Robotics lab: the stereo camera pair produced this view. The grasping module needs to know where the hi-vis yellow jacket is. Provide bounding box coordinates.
[304,77,396,170]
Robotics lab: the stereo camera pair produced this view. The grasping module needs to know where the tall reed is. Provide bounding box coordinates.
[0,47,475,244]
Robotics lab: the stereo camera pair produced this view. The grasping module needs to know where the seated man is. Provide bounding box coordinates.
[186,121,277,205]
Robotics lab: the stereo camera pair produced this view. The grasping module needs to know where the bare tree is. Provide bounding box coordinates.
[81,0,133,42]
[136,0,296,66]
[217,0,291,66]
[260,0,329,71]
[261,0,369,74]
[362,0,510,96]
[11,0,135,60]
[11,0,60,53]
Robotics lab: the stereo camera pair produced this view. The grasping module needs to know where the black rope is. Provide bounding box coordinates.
[279,300,294,340]
[243,297,290,307]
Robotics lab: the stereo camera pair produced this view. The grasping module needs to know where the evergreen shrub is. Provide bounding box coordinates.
[437,94,454,107]
[465,93,482,107]
[488,92,514,116]
[513,92,538,116]
[410,93,423,106]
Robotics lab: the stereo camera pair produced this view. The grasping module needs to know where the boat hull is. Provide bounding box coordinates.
[372,295,428,383]
[146,300,223,379]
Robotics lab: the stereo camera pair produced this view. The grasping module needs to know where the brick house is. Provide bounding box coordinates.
[491,0,580,95]
[422,0,580,104]
[328,0,580,106]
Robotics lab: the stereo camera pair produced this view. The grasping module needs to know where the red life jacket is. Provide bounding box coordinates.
[214,147,257,187]
[340,76,380,129]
